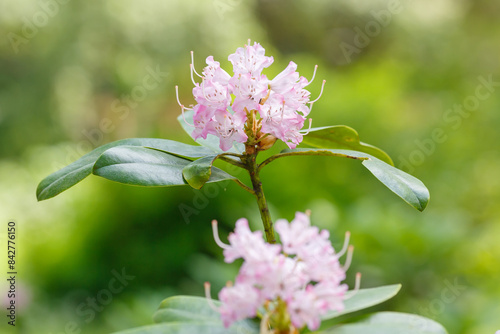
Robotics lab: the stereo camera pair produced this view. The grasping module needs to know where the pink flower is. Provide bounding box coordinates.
[287,285,324,330]
[287,282,347,330]
[229,73,269,114]
[218,283,262,327]
[223,218,280,263]
[212,110,248,151]
[228,42,274,77]
[181,42,324,151]
[270,61,300,95]
[210,212,354,331]
[275,211,319,254]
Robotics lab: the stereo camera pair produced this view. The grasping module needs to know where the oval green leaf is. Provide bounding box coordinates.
[182,155,240,189]
[319,312,448,334]
[279,148,429,211]
[148,296,256,334]
[92,146,234,187]
[111,322,251,334]
[322,284,401,321]
[301,126,394,166]
[36,138,214,201]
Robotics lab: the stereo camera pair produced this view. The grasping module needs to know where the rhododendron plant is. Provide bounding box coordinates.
[37,41,447,334]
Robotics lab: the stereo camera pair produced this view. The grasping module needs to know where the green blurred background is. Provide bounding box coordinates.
[1,0,499,333]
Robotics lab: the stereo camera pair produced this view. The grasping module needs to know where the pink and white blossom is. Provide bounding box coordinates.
[181,42,323,151]
[210,212,354,331]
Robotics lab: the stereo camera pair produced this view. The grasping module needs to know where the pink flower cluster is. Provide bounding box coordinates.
[182,42,324,151]
[210,212,352,331]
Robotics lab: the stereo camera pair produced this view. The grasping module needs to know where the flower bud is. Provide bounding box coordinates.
[257,133,277,151]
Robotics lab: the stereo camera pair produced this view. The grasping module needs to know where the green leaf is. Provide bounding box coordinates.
[319,312,448,334]
[153,296,223,324]
[322,284,401,321]
[182,155,236,189]
[280,148,429,211]
[177,109,245,154]
[111,322,250,334]
[111,296,259,334]
[92,146,234,187]
[301,126,394,166]
[36,138,214,201]
[362,157,429,211]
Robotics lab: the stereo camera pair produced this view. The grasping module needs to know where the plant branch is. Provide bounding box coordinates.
[258,149,368,172]
[232,178,255,195]
[217,155,246,169]
[242,151,276,244]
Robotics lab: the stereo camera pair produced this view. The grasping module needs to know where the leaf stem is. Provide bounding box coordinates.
[258,149,368,172]
[232,178,255,195]
[217,155,246,169]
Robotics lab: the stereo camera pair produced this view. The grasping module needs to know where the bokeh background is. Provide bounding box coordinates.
[1,0,499,333]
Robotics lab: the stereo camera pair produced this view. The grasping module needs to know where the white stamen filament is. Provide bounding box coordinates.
[176,86,195,128]
[345,273,362,300]
[308,102,314,113]
[309,80,326,104]
[190,64,197,86]
[342,245,354,271]
[302,118,313,135]
[212,220,230,249]
[175,85,183,108]
[181,106,195,128]
[190,51,202,78]
[308,65,318,85]
[336,231,351,258]
[204,282,220,312]
[247,38,251,46]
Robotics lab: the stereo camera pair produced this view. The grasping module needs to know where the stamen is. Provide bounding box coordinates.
[305,209,312,216]
[247,38,251,47]
[302,118,313,135]
[342,245,354,271]
[355,272,361,291]
[212,220,230,249]
[308,102,314,113]
[259,89,271,105]
[176,86,195,128]
[345,273,362,300]
[308,65,318,85]
[336,231,351,258]
[175,85,183,108]
[190,64,197,86]
[181,106,195,128]
[309,80,326,104]
[204,282,220,312]
[190,51,202,78]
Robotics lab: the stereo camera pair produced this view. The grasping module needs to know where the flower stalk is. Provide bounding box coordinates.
[242,149,276,244]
